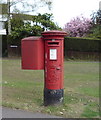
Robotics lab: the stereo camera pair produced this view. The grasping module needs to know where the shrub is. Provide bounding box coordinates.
[64,16,92,37]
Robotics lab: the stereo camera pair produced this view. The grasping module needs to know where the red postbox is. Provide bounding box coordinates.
[42,30,67,105]
[21,31,67,106]
[21,36,44,70]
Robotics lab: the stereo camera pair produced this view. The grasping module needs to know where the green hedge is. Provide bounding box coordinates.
[1,35,101,58]
[64,37,100,53]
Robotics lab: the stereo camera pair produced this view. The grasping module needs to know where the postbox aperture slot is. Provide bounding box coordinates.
[48,42,59,46]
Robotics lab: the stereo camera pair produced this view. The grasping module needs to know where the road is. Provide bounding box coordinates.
[1,107,62,118]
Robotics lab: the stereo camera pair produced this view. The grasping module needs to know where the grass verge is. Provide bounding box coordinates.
[2,58,100,118]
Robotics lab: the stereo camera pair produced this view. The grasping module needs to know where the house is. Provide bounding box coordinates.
[0,3,7,35]
[0,15,7,35]
[99,1,101,10]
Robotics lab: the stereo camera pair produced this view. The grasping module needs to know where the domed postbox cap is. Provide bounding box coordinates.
[41,30,67,40]
[42,30,67,36]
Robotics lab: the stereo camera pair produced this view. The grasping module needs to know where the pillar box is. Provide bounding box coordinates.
[42,30,67,105]
[21,30,67,106]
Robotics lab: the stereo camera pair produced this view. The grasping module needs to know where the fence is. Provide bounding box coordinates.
[66,51,99,60]
[64,37,100,60]
[7,45,21,57]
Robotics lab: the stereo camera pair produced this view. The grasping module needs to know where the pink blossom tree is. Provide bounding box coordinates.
[63,16,92,37]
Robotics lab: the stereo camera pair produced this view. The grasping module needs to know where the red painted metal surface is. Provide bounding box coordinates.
[21,36,44,70]
[42,30,67,90]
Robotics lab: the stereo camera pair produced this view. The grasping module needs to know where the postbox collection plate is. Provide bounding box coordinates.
[50,49,57,60]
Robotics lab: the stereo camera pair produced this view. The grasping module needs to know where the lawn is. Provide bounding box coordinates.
[2,58,100,118]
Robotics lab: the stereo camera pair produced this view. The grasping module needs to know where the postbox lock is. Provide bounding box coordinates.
[56,67,60,70]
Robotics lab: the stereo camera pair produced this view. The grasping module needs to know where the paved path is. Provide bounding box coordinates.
[2,107,62,118]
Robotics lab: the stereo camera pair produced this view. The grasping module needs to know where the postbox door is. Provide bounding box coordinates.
[45,40,64,90]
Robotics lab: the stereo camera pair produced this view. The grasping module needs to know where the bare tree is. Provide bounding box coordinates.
[6,0,52,35]
[10,0,52,13]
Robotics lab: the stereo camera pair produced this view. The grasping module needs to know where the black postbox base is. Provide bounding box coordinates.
[44,88,64,106]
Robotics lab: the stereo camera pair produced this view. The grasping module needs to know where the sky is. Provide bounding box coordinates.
[1,0,101,28]
[36,0,101,28]
[51,0,101,27]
